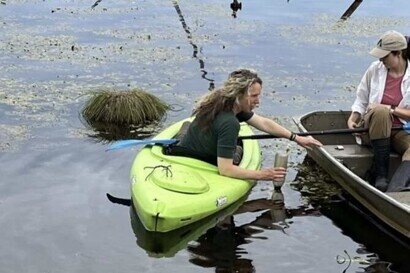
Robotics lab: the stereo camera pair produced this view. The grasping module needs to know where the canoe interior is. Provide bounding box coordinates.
[298,111,401,180]
[297,111,410,239]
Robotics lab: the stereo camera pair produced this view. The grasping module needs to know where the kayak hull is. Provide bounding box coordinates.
[130,118,261,232]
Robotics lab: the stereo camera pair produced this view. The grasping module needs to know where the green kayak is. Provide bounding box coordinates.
[130,118,261,232]
[131,195,248,257]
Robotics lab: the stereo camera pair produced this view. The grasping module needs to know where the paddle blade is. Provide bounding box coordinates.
[106,138,178,151]
[404,123,410,133]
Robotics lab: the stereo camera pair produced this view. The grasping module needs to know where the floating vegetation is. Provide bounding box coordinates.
[0,0,271,151]
[0,124,29,152]
[290,157,342,205]
[279,14,410,56]
[80,88,170,141]
[2,0,409,153]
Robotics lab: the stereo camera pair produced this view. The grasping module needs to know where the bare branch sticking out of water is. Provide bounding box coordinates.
[230,0,242,18]
[340,0,363,21]
[91,0,102,9]
[171,0,215,90]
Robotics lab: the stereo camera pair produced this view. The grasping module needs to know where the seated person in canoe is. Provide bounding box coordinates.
[347,30,410,192]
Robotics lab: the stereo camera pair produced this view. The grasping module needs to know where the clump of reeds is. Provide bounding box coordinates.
[83,121,157,142]
[81,88,170,126]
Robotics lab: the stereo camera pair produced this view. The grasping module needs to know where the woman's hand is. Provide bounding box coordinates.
[294,136,323,150]
[347,119,358,129]
[347,120,363,137]
[259,167,286,181]
[347,111,361,129]
[347,111,362,138]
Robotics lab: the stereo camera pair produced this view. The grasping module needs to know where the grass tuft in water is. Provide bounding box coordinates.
[81,88,170,126]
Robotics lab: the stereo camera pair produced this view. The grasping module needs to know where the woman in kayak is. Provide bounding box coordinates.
[176,69,322,181]
[346,30,410,192]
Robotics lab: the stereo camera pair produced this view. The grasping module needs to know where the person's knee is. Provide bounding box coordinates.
[366,106,392,139]
[370,106,390,120]
[392,131,410,158]
[402,149,410,161]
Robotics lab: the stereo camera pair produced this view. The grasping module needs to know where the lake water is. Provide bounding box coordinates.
[1,0,410,272]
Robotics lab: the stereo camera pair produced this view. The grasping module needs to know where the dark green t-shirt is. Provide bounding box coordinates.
[179,111,253,160]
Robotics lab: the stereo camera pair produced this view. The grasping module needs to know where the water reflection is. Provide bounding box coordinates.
[81,121,157,142]
[187,215,255,272]
[129,195,248,258]
[128,188,320,272]
[187,190,320,272]
[321,200,410,273]
[292,158,410,273]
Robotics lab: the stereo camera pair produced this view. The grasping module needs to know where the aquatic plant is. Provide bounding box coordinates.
[81,88,170,127]
[80,88,170,142]
[291,157,342,205]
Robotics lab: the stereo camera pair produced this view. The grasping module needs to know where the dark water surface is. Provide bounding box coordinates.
[1,0,410,272]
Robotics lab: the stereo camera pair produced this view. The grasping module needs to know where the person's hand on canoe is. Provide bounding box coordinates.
[294,135,323,150]
[347,119,359,129]
[347,111,365,137]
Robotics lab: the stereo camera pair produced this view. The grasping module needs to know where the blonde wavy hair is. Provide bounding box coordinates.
[193,69,262,131]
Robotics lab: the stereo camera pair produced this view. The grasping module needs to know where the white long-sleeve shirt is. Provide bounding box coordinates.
[351,60,410,123]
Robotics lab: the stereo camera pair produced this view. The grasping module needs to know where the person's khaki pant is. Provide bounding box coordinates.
[359,106,410,160]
